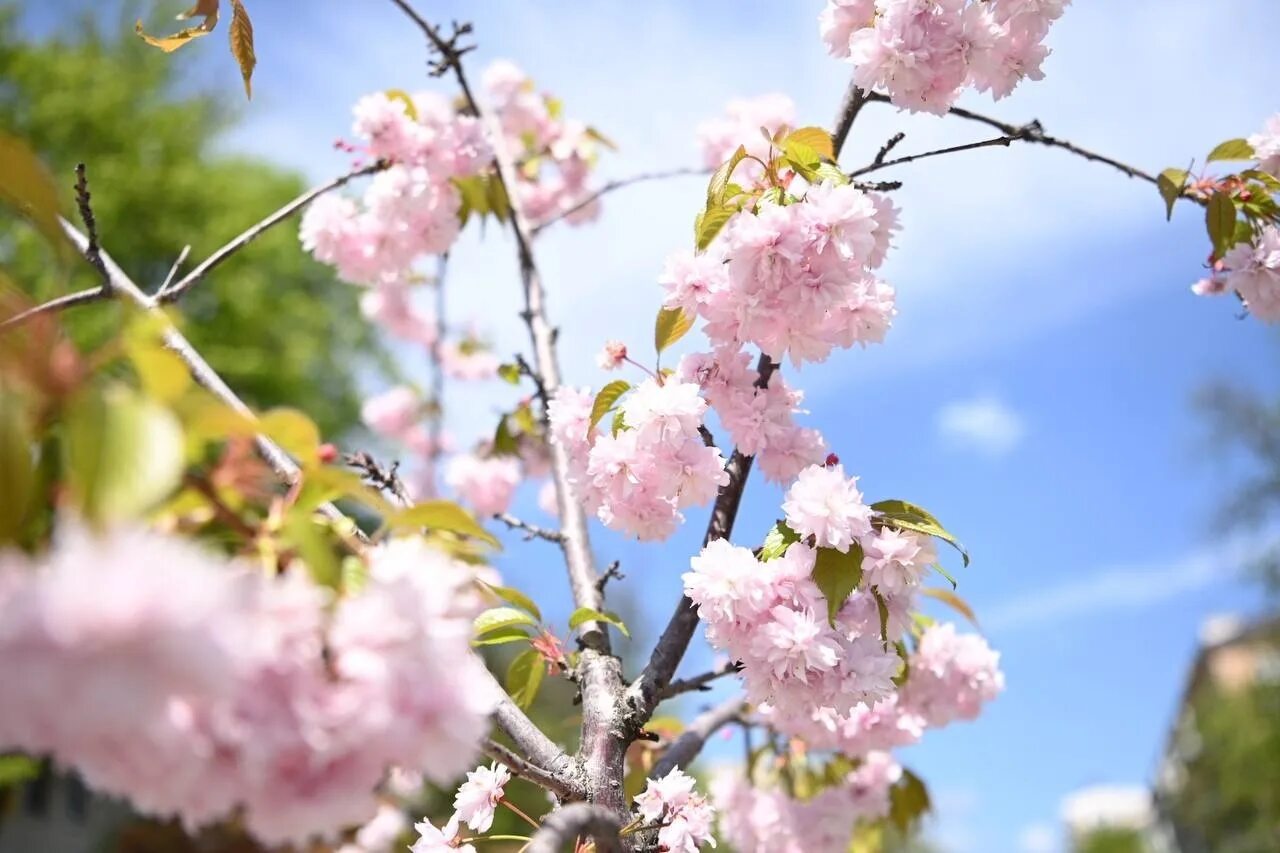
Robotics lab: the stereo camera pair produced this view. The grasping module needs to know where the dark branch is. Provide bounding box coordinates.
[874,131,906,166]
[831,81,869,156]
[595,560,624,595]
[73,164,109,288]
[849,128,1034,178]
[344,451,413,506]
[659,660,743,701]
[157,164,383,303]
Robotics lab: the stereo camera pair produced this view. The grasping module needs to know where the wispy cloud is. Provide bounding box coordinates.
[984,528,1278,633]
[937,394,1026,456]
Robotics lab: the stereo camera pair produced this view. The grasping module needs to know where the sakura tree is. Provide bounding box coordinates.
[1,1,1277,852]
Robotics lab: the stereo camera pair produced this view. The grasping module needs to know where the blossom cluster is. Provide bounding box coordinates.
[407,760,513,851]
[820,0,1070,114]
[548,378,729,541]
[0,526,495,846]
[483,60,609,227]
[677,345,828,485]
[635,768,719,853]
[712,752,902,853]
[670,182,899,368]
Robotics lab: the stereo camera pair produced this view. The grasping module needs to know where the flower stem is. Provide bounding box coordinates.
[500,797,542,830]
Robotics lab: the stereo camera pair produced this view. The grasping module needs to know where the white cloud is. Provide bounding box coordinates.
[984,528,1279,633]
[1018,822,1060,853]
[937,394,1026,456]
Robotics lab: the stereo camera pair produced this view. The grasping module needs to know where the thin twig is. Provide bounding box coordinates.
[849,128,1034,178]
[157,164,383,303]
[344,451,413,506]
[651,696,746,779]
[514,352,550,416]
[483,738,580,801]
[852,179,904,193]
[531,167,707,236]
[658,661,744,701]
[595,560,624,595]
[863,90,1160,185]
[495,512,565,544]
[831,81,869,157]
[874,131,906,166]
[0,286,108,331]
[159,245,191,294]
[73,164,110,288]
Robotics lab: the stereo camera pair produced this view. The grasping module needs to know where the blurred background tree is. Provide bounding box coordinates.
[1073,827,1146,853]
[0,0,385,438]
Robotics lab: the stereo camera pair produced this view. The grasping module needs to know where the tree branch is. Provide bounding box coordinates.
[73,164,110,288]
[388,0,630,819]
[156,164,383,303]
[863,90,1160,185]
[531,167,707,237]
[848,127,1034,178]
[495,512,565,544]
[658,660,743,702]
[483,738,581,802]
[651,696,746,779]
[0,286,108,331]
[525,803,623,853]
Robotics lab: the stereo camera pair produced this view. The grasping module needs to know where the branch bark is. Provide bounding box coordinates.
[848,127,1034,178]
[525,802,624,853]
[483,736,581,802]
[651,696,746,779]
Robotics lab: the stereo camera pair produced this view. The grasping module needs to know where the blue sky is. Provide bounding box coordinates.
[26,1,1280,850]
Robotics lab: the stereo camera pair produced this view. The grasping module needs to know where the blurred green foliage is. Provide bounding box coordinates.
[0,0,382,438]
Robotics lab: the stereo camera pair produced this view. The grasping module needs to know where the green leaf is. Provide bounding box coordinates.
[498,363,522,385]
[487,175,511,224]
[283,512,342,590]
[813,162,850,186]
[568,607,631,637]
[871,499,969,567]
[385,89,419,122]
[889,769,931,833]
[1157,168,1188,221]
[654,306,695,355]
[475,606,539,636]
[259,408,321,460]
[63,385,184,523]
[930,561,958,590]
[385,499,501,548]
[1206,138,1255,162]
[920,586,979,627]
[588,380,631,434]
[760,521,800,561]
[1241,169,1280,192]
[707,144,748,208]
[0,387,34,545]
[0,131,70,262]
[492,415,519,457]
[585,126,618,151]
[695,205,735,251]
[123,318,191,403]
[811,543,864,627]
[1205,190,1238,259]
[472,625,532,647]
[506,648,544,709]
[294,465,393,515]
[782,138,821,181]
[783,126,835,162]
[0,754,41,788]
[611,409,628,436]
[480,582,543,622]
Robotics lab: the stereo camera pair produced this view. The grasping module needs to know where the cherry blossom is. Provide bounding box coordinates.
[451,762,511,833]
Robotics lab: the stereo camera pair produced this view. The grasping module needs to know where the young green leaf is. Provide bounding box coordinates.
[930,561,958,590]
[259,408,321,460]
[655,306,695,355]
[871,499,969,567]
[783,126,836,162]
[707,144,748,208]
[611,409,628,436]
[498,363,522,385]
[889,769,932,833]
[1205,190,1238,259]
[384,499,501,548]
[505,648,544,709]
[480,582,543,622]
[759,521,800,561]
[695,205,735,251]
[471,625,532,647]
[872,587,890,644]
[1156,167,1188,221]
[568,607,631,637]
[0,132,71,262]
[1206,138,1255,162]
[811,543,864,627]
[0,388,35,544]
[475,606,539,636]
[588,380,631,434]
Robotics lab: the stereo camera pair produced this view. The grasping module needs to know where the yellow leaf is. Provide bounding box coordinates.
[920,587,979,628]
[0,132,70,262]
[228,0,256,99]
[386,89,419,122]
[135,4,220,54]
[783,126,835,162]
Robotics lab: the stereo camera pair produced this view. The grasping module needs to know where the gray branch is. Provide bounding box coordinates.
[483,737,582,802]
[525,802,624,853]
[651,695,746,780]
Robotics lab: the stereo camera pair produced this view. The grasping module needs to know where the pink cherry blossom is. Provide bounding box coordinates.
[781,463,873,553]
[451,762,511,833]
[446,453,521,516]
